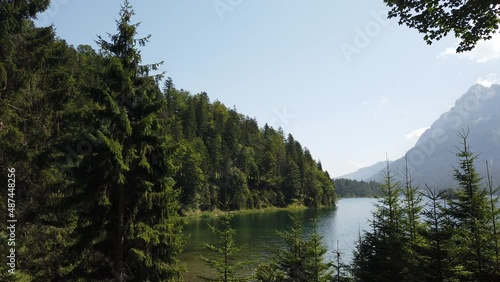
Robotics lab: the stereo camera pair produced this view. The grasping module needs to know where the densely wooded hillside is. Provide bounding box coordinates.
[0,1,335,280]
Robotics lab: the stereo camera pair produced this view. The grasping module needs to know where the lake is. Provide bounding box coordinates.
[179,198,377,281]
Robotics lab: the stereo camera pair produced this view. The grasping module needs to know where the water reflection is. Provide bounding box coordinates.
[180,198,376,281]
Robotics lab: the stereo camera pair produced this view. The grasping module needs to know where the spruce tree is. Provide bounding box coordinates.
[351,223,380,282]
[255,214,332,281]
[304,220,334,282]
[0,0,50,91]
[486,161,500,277]
[351,162,408,282]
[417,186,457,282]
[198,214,250,282]
[68,1,186,280]
[447,131,498,281]
[400,155,424,281]
[331,240,352,282]
[0,7,86,279]
[272,214,309,281]
[283,156,302,206]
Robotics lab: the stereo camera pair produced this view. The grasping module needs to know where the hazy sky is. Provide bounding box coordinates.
[36,0,500,177]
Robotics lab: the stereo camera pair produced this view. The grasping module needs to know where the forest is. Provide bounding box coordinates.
[1,1,499,281]
[196,133,500,282]
[0,1,335,280]
[334,179,384,198]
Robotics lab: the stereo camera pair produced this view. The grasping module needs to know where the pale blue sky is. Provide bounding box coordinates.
[36,0,500,176]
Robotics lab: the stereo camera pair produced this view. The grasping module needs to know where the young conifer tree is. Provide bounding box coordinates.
[400,155,424,281]
[486,161,500,277]
[352,161,408,282]
[198,214,250,282]
[305,219,334,282]
[255,214,332,281]
[447,130,499,281]
[417,186,456,282]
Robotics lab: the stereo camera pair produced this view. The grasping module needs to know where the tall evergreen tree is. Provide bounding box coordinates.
[0,6,87,279]
[352,162,409,282]
[447,131,499,281]
[0,1,338,280]
[283,156,302,206]
[0,0,50,92]
[67,1,186,280]
[400,155,424,281]
[486,161,500,277]
[417,186,457,282]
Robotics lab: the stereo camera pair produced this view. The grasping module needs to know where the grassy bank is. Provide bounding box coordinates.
[182,202,310,219]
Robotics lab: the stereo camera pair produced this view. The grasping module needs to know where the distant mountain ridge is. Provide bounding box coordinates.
[337,161,389,181]
[353,84,500,189]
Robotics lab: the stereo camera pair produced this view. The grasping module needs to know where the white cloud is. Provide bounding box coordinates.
[438,33,500,63]
[405,127,429,143]
[476,73,500,87]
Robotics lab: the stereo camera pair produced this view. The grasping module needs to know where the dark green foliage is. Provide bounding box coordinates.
[0,0,50,90]
[332,246,352,282]
[400,156,424,281]
[417,186,457,282]
[0,1,187,280]
[0,1,336,280]
[198,214,250,282]
[0,6,85,279]
[283,156,302,205]
[3,1,500,280]
[177,140,206,211]
[446,131,500,281]
[351,163,411,282]
[334,178,384,198]
[352,133,500,282]
[166,90,336,212]
[384,0,500,52]
[305,221,335,282]
[255,215,333,282]
[75,2,186,280]
[486,161,500,276]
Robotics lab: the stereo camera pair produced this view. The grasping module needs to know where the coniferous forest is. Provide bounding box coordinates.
[0,1,335,280]
[334,179,384,198]
[1,1,499,282]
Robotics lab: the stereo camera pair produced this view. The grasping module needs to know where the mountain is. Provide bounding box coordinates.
[337,161,389,181]
[367,84,500,189]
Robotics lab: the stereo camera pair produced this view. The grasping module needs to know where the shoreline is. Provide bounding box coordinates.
[182,202,336,219]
